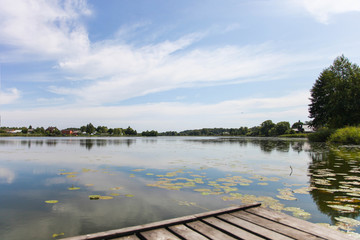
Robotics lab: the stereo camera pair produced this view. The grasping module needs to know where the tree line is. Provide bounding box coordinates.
[0,120,307,137]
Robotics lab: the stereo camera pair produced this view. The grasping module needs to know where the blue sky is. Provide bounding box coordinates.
[1,0,360,131]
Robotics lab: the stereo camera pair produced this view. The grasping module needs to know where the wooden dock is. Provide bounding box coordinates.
[62,203,356,240]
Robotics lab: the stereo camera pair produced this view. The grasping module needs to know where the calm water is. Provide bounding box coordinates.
[0,137,360,239]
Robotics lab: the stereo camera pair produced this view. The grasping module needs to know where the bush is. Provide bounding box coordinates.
[328,127,360,144]
[308,128,335,142]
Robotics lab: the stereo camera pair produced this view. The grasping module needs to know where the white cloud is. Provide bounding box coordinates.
[2,91,310,131]
[0,88,20,105]
[295,0,360,23]
[0,167,15,184]
[0,0,91,60]
[54,39,297,104]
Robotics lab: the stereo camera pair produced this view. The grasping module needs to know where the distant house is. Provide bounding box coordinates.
[7,129,22,134]
[61,129,73,135]
[302,125,315,133]
[293,124,315,133]
[46,127,57,133]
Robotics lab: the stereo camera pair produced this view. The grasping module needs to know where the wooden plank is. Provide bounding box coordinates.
[246,207,357,240]
[140,228,181,240]
[230,210,322,240]
[62,204,260,240]
[112,235,140,240]
[186,220,236,240]
[202,217,265,240]
[61,215,197,240]
[218,213,293,240]
[168,224,209,240]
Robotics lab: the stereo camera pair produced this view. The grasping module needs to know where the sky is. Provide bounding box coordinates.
[0,0,360,132]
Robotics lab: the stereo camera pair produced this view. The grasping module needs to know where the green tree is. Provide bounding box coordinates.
[96,126,108,134]
[273,121,290,135]
[309,55,360,128]
[21,127,28,134]
[113,128,123,135]
[260,120,275,136]
[86,123,95,134]
[80,126,86,133]
[291,121,303,130]
[124,126,137,135]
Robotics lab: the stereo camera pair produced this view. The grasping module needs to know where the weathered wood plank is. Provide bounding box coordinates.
[61,203,260,240]
[230,210,322,240]
[218,213,293,240]
[168,224,209,240]
[202,217,265,240]
[246,207,357,240]
[186,220,236,240]
[112,235,140,240]
[139,228,181,240]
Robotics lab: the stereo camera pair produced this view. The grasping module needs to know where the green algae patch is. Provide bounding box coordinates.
[276,188,297,201]
[283,207,311,220]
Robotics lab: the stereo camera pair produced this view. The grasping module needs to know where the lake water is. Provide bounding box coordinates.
[0,136,360,239]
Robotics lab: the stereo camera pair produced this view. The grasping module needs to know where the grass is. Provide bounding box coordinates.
[308,128,335,142]
[328,127,360,145]
[279,133,308,138]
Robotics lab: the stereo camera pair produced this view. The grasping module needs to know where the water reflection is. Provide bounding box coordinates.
[1,136,360,238]
[308,145,360,225]
[0,138,137,150]
[186,137,307,153]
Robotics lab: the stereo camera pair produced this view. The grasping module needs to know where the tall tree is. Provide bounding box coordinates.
[86,123,95,134]
[260,120,275,136]
[309,55,360,128]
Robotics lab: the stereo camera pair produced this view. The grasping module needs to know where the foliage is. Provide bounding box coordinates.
[292,120,304,133]
[328,127,360,144]
[271,121,290,136]
[85,123,95,134]
[141,130,158,136]
[308,128,335,142]
[96,125,108,134]
[113,128,123,135]
[280,133,308,138]
[260,120,275,136]
[21,127,28,134]
[309,55,360,128]
[124,126,137,135]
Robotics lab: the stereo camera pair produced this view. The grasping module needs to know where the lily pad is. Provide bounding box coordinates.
[335,216,360,227]
[89,195,101,200]
[45,200,58,204]
[66,175,77,178]
[59,172,78,175]
[328,205,355,213]
[68,186,80,190]
[52,232,65,238]
[99,196,113,200]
